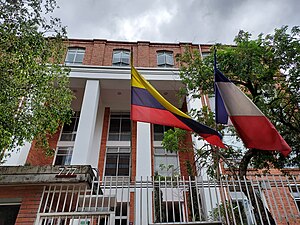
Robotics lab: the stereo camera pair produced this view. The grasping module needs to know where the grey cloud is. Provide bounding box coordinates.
[54,0,299,44]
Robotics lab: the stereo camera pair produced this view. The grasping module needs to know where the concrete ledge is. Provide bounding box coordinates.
[0,165,95,185]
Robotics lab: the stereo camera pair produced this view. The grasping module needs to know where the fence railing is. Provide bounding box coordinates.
[35,175,300,225]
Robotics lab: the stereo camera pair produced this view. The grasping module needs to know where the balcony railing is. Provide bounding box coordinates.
[35,174,300,225]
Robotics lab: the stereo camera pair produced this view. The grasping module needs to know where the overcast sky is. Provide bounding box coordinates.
[54,0,299,44]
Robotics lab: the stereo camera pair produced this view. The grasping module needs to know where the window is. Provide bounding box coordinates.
[154,147,179,176]
[0,204,20,225]
[65,47,85,64]
[153,125,179,176]
[60,111,80,141]
[201,52,210,59]
[229,192,255,225]
[54,146,73,165]
[157,51,174,68]
[115,202,128,225]
[104,147,130,176]
[108,114,131,141]
[54,111,80,166]
[112,49,130,66]
[154,124,173,141]
[290,186,300,212]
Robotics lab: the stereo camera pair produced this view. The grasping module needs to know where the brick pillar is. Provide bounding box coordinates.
[98,107,110,179]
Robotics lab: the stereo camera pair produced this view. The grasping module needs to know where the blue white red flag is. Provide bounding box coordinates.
[214,68,291,156]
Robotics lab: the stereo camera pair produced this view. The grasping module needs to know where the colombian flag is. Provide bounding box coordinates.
[131,65,225,148]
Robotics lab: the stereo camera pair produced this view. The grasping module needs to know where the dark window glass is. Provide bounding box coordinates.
[54,147,73,165]
[154,124,173,141]
[108,114,131,141]
[0,205,20,225]
[60,111,80,141]
[104,154,118,176]
[104,151,130,176]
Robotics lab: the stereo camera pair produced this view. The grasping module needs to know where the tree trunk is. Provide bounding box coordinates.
[239,149,276,225]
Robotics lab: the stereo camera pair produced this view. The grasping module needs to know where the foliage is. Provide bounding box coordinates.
[0,0,73,161]
[165,26,300,177]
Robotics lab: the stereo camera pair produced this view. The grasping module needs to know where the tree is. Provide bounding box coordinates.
[163,26,299,225]
[170,26,300,177]
[0,0,73,161]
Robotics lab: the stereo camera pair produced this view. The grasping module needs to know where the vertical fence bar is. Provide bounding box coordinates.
[195,177,203,221]
[249,178,264,225]
[188,176,195,221]
[231,177,244,225]
[176,176,183,222]
[272,174,289,223]
[279,175,294,221]
[224,175,238,225]
[212,177,221,221]
[182,176,189,222]
[219,177,230,225]
[255,175,271,225]
[261,176,276,223]
[265,174,281,222]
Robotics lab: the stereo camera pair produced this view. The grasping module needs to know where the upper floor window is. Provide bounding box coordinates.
[104,147,131,176]
[154,147,179,177]
[157,51,174,68]
[65,47,85,64]
[108,114,131,141]
[112,49,130,66]
[59,111,80,141]
[154,124,173,141]
[54,146,73,166]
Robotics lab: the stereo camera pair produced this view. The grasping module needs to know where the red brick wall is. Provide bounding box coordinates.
[131,121,137,180]
[65,39,210,68]
[0,186,44,225]
[26,128,61,166]
[98,107,110,179]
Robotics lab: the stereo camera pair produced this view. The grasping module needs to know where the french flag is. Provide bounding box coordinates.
[214,68,291,157]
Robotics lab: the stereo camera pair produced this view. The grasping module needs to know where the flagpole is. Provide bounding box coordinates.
[130,47,134,181]
[213,46,221,179]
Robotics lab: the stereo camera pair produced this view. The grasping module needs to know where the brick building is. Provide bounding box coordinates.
[1,39,299,225]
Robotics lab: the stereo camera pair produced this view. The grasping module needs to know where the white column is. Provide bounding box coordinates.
[71,80,100,165]
[135,121,153,224]
[2,142,31,166]
[186,94,208,177]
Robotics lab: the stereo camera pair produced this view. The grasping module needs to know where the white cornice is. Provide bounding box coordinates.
[67,65,181,81]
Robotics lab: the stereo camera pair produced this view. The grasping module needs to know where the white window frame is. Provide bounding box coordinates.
[112,49,130,66]
[107,113,131,142]
[65,47,85,64]
[53,111,80,166]
[157,51,174,68]
[104,147,131,177]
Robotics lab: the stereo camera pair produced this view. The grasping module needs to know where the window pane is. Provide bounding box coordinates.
[105,154,118,176]
[65,52,75,63]
[157,53,165,65]
[65,48,85,64]
[106,147,119,153]
[166,54,174,65]
[121,119,130,133]
[118,154,130,176]
[0,205,20,225]
[62,118,76,132]
[74,52,84,63]
[113,52,121,64]
[108,118,120,141]
[109,119,120,133]
[55,155,72,166]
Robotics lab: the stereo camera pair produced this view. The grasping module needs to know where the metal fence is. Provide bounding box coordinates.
[35,175,300,225]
